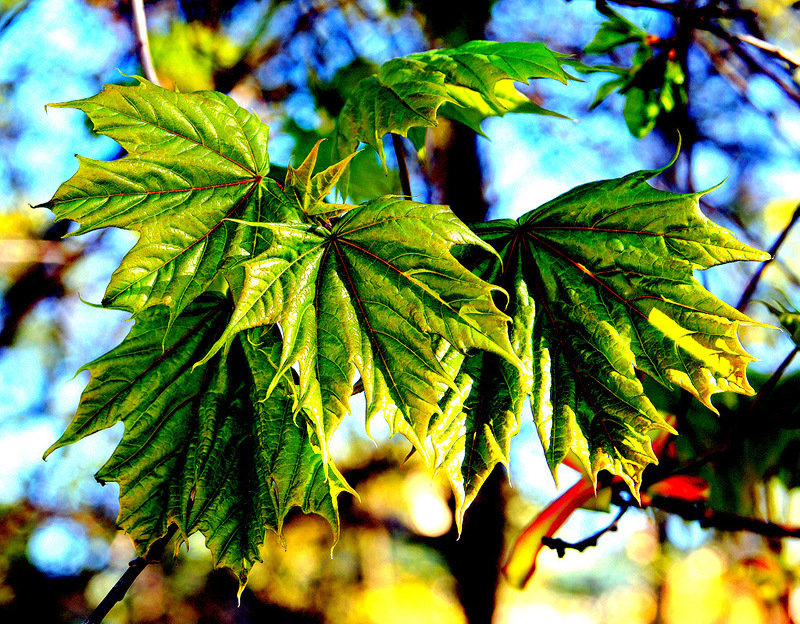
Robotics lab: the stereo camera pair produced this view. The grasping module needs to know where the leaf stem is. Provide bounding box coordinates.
[392,133,412,199]
[541,504,628,556]
[750,346,799,410]
[83,524,178,624]
[736,202,800,311]
[131,0,160,86]
[619,489,800,540]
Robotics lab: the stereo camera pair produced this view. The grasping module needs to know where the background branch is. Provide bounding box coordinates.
[392,133,412,199]
[612,490,800,540]
[735,33,800,69]
[707,23,800,108]
[542,506,628,557]
[736,202,800,311]
[131,0,159,85]
[83,524,179,624]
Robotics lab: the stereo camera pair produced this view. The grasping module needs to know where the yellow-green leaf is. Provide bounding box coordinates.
[202,197,520,466]
[473,165,768,494]
[45,296,352,589]
[39,77,300,324]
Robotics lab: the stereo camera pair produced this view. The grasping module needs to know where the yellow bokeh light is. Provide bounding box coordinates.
[602,586,658,624]
[663,548,727,624]
[404,472,452,537]
[329,581,465,624]
[626,530,659,566]
[728,594,766,624]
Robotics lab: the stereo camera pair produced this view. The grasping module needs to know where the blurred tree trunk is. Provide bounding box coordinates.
[414,1,505,620]
[429,120,490,225]
[446,469,506,624]
[419,0,495,225]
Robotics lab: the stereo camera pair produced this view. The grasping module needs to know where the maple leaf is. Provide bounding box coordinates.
[472,165,769,494]
[283,139,359,216]
[38,77,301,324]
[199,196,521,465]
[332,41,575,173]
[765,301,800,345]
[429,275,534,530]
[44,296,352,588]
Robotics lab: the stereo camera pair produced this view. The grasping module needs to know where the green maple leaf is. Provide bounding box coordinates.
[38,77,300,323]
[430,290,533,529]
[333,41,574,171]
[472,166,769,494]
[427,250,535,529]
[283,139,359,218]
[765,301,800,345]
[199,197,520,465]
[44,296,352,588]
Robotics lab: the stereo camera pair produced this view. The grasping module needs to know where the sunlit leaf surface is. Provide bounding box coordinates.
[44,296,351,588]
[333,41,574,171]
[203,197,520,465]
[39,78,300,323]
[473,166,768,493]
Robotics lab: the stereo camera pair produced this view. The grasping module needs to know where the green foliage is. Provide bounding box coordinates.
[582,6,686,138]
[200,196,519,468]
[332,40,575,177]
[766,301,800,345]
[41,77,297,328]
[150,20,240,91]
[43,296,352,587]
[40,38,765,589]
[473,166,768,493]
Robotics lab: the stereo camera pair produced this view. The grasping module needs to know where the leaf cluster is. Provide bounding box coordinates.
[582,6,686,138]
[39,39,766,589]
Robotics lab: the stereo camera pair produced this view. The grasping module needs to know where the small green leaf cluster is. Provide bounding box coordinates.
[39,40,766,589]
[583,6,686,138]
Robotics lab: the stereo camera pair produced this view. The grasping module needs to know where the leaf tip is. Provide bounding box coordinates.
[41,443,58,462]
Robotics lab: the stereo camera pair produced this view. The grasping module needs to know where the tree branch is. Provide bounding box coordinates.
[607,489,800,541]
[736,202,800,311]
[644,494,800,539]
[541,505,628,557]
[392,133,412,199]
[750,346,799,410]
[83,523,178,624]
[605,0,756,20]
[706,23,800,108]
[734,33,800,70]
[131,0,159,86]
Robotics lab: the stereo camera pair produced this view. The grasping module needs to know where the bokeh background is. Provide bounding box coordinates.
[2,0,800,622]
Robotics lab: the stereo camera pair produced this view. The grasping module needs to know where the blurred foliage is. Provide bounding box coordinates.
[582,6,686,138]
[150,20,240,91]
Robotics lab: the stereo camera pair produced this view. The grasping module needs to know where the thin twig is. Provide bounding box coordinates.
[606,0,756,19]
[749,346,800,411]
[635,492,800,539]
[83,524,178,624]
[131,0,160,85]
[541,505,628,557]
[735,33,800,69]
[392,133,412,199]
[707,24,800,108]
[736,203,800,311]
